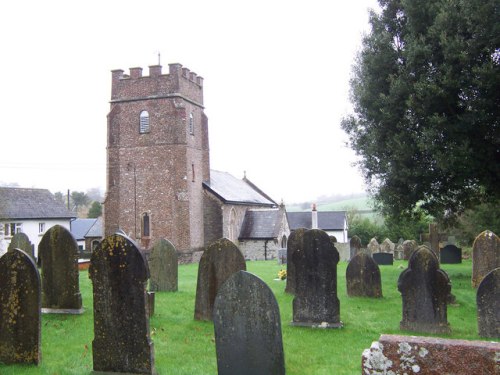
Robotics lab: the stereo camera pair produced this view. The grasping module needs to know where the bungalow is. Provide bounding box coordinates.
[70,216,103,253]
[0,187,76,258]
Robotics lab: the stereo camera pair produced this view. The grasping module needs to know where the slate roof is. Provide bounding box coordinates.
[287,211,347,231]
[239,209,282,240]
[70,217,103,240]
[203,170,276,206]
[0,187,75,220]
[86,216,103,238]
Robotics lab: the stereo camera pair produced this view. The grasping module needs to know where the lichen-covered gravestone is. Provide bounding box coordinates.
[367,238,380,254]
[8,232,34,260]
[476,267,499,338]
[349,235,362,260]
[213,271,285,375]
[402,240,418,260]
[398,246,451,334]
[292,229,342,328]
[148,238,178,292]
[38,225,82,313]
[471,230,500,288]
[89,233,155,374]
[380,238,395,253]
[194,238,246,321]
[346,251,382,298]
[285,228,306,295]
[0,248,41,365]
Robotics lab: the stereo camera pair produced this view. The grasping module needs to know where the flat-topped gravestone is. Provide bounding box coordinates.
[477,267,499,338]
[213,271,285,375]
[292,229,342,328]
[194,238,246,321]
[8,232,34,260]
[38,225,83,314]
[285,228,306,295]
[90,233,155,375]
[367,238,380,254]
[148,238,178,292]
[402,239,418,260]
[398,246,451,334]
[349,235,362,260]
[373,252,393,265]
[0,248,41,365]
[440,244,462,264]
[472,230,500,288]
[346,251,382,298]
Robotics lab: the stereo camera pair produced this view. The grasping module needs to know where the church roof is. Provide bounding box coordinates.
[287,211,347,231]
[203,170,276,206]
[239,209,282,240]
[0,187,76,220]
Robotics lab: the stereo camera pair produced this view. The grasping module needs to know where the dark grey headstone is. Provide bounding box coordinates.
[38,225,82,313]
[214,271,285,375]
[440,244,462,264]
[89,233,155,374]
[8,232,34,260]
[373,252,393,265]
[398,246,451,334]
[285,228,306,295]
[477,267,499,338]
[472,230,500,288]
[350,235,362,260]
[292,229,342,328]
[346,251,382,298]
[0,248,41,364]
[148,238,178,292]
[194,238,246,321]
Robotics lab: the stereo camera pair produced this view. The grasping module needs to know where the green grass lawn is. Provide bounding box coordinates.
[0,260,493,374]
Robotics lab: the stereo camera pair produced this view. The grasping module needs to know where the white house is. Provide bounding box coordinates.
[0,187,76,258]
[287,207,349,243]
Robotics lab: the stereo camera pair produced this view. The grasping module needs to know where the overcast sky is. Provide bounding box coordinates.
[0,0,379,204]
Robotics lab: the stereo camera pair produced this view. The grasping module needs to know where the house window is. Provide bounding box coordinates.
[189,113,194,135]
[5,223,22,236]
[91,240,100,251]
[142,213,150,237]
[39,222,46,233]
[139,110,150,134]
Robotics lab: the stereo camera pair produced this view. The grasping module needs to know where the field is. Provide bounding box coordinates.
[0,260,491,375]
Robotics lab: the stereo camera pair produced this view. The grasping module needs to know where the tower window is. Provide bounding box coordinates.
[139,111,150,134]
[142,212,150,237]
[189,113,194,135]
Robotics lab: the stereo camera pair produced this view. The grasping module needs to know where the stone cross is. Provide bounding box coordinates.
[213,271,285,375]
[420,223,448,257]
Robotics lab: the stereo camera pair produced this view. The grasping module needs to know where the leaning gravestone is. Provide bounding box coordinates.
[472,230,500,288]
[372,252,393,265]
[89,233,155,374]
[349,235,362,260]
[398,246,451,334]
[402,239,418,260]
[292,229,342,328]
[8,232,34,260]
[0,248,41,365]
[285,228,307,295]
[213,271,285,375]
[440,244,462,264]
[367,238,380,254]
[194,238,246,321]
[476,267,499,338]
[346,251,382,298]
[148,238,178,292]
[38,225,83,313]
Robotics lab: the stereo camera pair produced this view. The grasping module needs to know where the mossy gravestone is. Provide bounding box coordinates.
[0,248,41,365]
[285,228,306,295]
[398,246,451,334]
[472,230,500,288]
[8,232,34,260]
[194,238,246,321]
[349,235,362,260]
[477,267,499,338]
[38,225,82,313]
[402,239,418,260]
[148,238,178,292]
[292,229,342,328]
[89,233,155,375]
[346,251,382,298]
[213,271,285,375]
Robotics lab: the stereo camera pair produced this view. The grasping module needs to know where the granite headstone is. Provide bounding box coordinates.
[476,267,499,338]
[148,238,178,292]
[346,251,382,298]
[471,230,500,288]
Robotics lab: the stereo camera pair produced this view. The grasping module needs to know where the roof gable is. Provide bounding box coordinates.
[287,211,346,231]
[239,209,282,240]
[71,218,97,240]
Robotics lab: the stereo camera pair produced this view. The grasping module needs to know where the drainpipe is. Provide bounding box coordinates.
[264,240,268,260]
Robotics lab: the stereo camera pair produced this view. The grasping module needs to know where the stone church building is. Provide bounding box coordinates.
[103,62,289,262]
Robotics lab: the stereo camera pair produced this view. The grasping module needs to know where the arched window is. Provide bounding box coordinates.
[142,212,150,237]
[281,235,288,249]
[189,112,194,135]
[139,111,150,133]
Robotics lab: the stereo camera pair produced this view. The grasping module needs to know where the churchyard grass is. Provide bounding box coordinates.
[0,259,490,374]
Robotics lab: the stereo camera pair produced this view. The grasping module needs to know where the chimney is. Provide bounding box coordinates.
[129,67,143,79]
[311,203,318,229]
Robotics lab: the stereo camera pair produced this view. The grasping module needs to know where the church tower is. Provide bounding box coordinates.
[104,63,210,256]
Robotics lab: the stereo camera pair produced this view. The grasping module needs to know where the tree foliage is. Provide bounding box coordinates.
[342,0,500,221]
[87,201,102,218]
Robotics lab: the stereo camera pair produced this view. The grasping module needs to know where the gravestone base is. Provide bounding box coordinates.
[400,321,451,334]
[290,321,343,329]
[42,308,85,315]
[92,371,158,375]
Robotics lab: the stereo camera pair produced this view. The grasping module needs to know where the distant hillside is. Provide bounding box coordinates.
[286,195,375,212]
